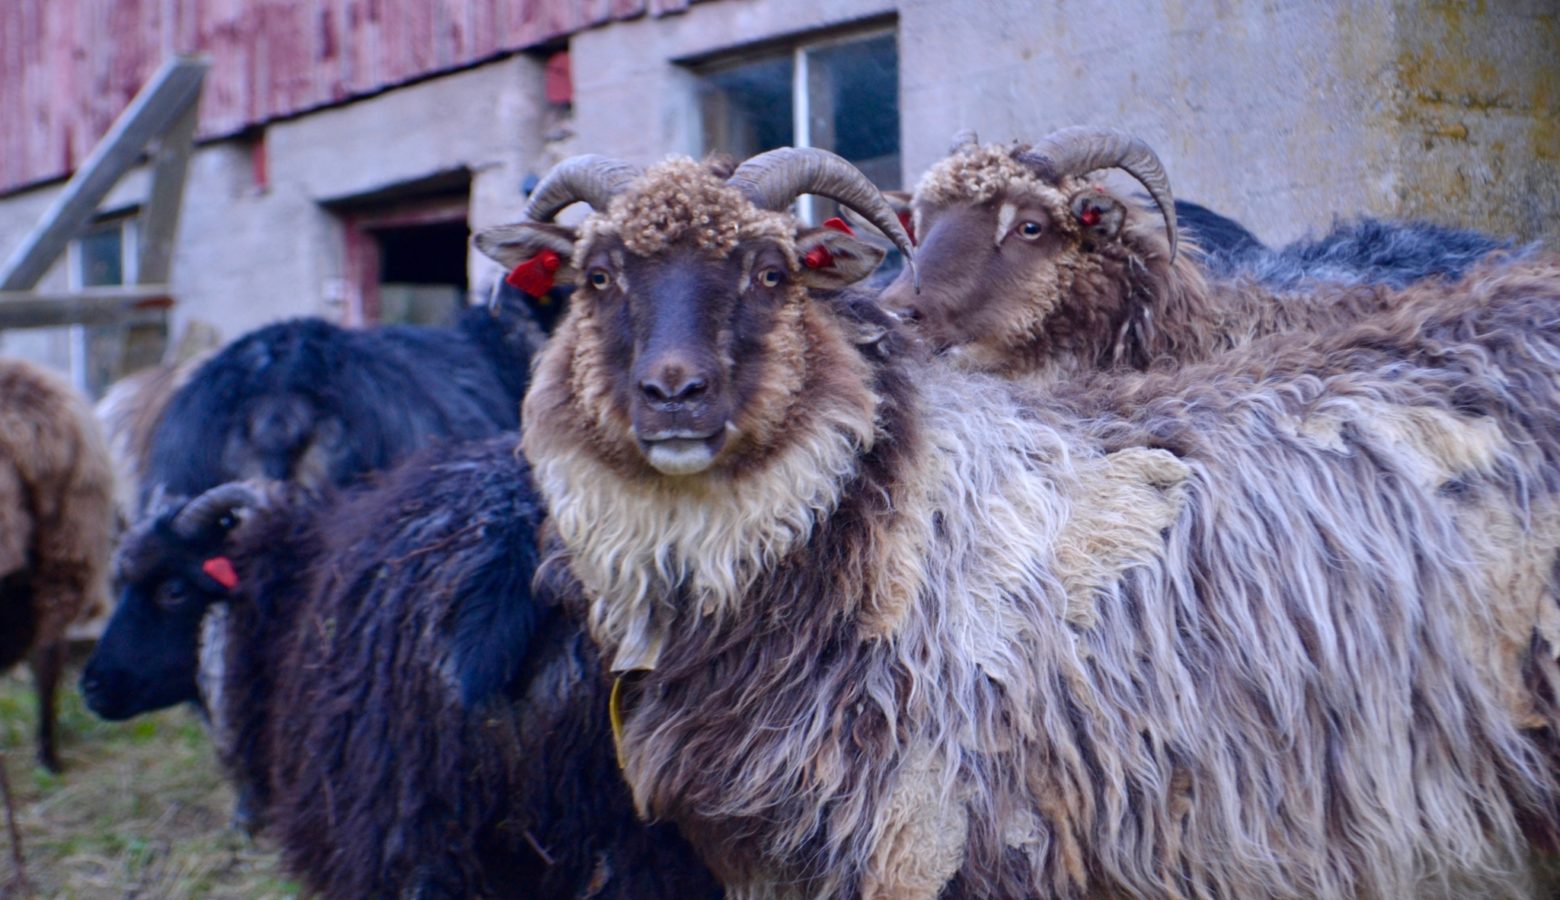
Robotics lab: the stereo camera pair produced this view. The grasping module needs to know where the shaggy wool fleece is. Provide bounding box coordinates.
[0,357,114,651]
[894,140,1519,380]
[526,182,1560,900]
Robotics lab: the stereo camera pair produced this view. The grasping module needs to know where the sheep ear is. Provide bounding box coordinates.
[474,222,579,278]
[1069,191,1128,246]
[794,228,888,289]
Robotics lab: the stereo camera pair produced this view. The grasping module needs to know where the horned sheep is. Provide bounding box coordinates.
[80,437,719,898]
[879,126,1520,378]
[489,150,1560,898]
[0,358,115,772]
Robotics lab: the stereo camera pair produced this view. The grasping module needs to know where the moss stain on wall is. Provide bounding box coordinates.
[1390,1,1560,242]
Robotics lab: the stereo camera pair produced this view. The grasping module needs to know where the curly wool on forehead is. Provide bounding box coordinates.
[914,143,1058,208]
[583,157,797,258]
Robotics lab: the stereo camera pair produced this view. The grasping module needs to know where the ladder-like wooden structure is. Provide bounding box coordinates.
[0,56,207,376]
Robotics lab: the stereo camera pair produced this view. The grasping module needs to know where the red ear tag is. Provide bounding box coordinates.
[821,216,855,236]
[505,248,562,299]
[202,556,240,591]
[897,209,916,245]
[1080,207,1102,227]
[803,245,836,269]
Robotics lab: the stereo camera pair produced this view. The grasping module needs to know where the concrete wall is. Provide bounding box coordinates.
[571,0,1558,246]
[0,53,549,377]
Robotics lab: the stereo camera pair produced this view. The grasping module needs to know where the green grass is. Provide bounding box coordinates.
[0,653,297,898]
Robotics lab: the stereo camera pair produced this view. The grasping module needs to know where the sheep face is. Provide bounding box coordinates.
[482,158,887,480]
[877,138,1179,375]
[79,502,240,720]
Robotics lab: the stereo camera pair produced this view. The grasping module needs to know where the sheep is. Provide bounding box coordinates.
[94,351,211,524]
[140,287,542,506]
[877,127,1520,377]
[488,149,1560,898]
[0,357,115,772]
[80,437,720,898]
[846,190,1262,289]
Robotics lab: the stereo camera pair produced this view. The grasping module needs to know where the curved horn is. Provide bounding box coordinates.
[523,155,643,222]
[1015,126,1178,260]
[728,147,918,289]
[948,129,980,155]
[173,481,274,539]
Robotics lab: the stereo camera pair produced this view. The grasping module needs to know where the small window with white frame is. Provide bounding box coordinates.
[67,214,139,395]
[695,26,900,225]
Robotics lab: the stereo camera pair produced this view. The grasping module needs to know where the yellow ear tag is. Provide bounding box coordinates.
[609,674,628,771]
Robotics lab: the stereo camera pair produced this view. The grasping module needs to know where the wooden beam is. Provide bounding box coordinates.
[135,94,201,285]
[0,286,173,330]
[0,57,208,291]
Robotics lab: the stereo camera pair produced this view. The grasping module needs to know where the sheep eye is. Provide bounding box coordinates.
[588,270,612,290]
[757,269,783,288]
[155,581,190,610]
[1016,221,1044,241]
[218,514,237,531]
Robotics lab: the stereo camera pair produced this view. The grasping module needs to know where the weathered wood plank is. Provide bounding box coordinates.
[0,285,173,330]
[0,56,207,291]
[135,94,199,285]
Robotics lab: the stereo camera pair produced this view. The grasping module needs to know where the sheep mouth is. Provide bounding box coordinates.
[637,428,728,476]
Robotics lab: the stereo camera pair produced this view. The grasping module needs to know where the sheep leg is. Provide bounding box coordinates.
[29,640,65,774]
[0,750,31,897]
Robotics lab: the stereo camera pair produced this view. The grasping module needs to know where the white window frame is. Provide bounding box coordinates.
[696,25,898,224]
[789,26,896,223]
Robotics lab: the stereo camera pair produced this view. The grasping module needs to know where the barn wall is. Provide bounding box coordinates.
[1,0,1555,380]
[892,0,1558,245]
[0,0,699,195]
[570,0,1558,246]
[0,53,548,371]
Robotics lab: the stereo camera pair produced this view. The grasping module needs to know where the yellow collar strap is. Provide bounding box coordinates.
[609,675,628,770]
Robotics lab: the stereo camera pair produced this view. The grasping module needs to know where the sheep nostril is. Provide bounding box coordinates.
[640,371,708,405]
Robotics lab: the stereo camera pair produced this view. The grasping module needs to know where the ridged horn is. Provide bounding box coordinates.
[948,129,980,155]
[523,155,643,222]
[173,482,273,539]
[728,147,918,289]
[1015,126,1178,260]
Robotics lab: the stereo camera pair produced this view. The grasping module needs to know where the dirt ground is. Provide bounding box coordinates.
[0,654,296,899]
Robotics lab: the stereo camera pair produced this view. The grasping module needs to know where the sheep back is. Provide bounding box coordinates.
[0,358,114,656]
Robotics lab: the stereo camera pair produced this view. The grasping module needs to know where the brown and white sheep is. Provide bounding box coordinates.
[0,358,115,771]
[485,150,1560,899]
[877,127,1520,378]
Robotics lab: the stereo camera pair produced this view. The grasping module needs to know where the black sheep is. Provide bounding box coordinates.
[82,437,720,898]
[1167,200,1515,288]
[140,290,538,507]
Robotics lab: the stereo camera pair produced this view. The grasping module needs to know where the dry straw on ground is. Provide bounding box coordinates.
[0,657,295,898]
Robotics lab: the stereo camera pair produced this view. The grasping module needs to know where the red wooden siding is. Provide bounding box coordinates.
[0,0,701,194]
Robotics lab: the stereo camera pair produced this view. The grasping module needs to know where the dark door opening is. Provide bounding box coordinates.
[331,172,471,326]
[373,220,470,325]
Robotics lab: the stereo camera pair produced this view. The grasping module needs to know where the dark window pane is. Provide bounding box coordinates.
[78,225,124,287]
[807,34,900,190]
[699,53,795,159]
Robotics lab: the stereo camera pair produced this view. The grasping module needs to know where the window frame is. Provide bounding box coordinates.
[692,23,900,224]
[66,214,139,392]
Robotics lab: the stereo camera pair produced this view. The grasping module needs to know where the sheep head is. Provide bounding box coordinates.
[478,150,913,479]
[79,481,277,720]
[878,126,1185,375]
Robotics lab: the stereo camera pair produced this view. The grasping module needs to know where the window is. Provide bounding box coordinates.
[330,173,472,326]
[68,216,138,396]
[697,28,900,224]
